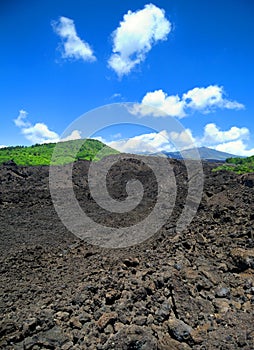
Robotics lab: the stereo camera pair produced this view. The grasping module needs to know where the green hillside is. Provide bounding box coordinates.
[214,155,254,174]
[0,139,119,166]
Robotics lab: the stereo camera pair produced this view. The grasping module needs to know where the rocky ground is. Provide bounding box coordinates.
[0,157,254,349]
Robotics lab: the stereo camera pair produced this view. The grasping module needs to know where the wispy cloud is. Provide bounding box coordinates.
[110,93,123,100]
[14,110,81,144]
[14,109,30,127]
[52,16,96,62]
[108,4,171,77]
[130,85,244,117]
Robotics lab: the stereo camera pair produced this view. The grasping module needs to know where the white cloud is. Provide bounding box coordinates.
[52,16,96,62]
[108,4,171,77]
[202,123,249,145]
[61,130,82,142]
[131,85,244,118]
[110,93,122,100]
[0,145,7,149]
[107,130,173,153]
[96,122,254,157]
[22,123,59,144]
[169,129,195,149]
[215,140,254,157]
[183,85,244,113]
[131,90,186,117]
[200,123,254,156]
[14,110,81,144]
[98,129,195,154]
[14,109,30,127]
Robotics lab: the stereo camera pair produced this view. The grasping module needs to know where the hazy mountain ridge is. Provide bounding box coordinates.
[163,146,243,161]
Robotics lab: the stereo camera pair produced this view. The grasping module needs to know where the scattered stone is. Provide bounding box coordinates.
[0,321,17,338]
[133,315,147,326]
[97,312,118,330]
[215,287,230,298]
[213,299,230,314]
[190,323,210,344]
[105,289,119,305]
[158,332,191,349]
[167,317,193,342]
[102,325,157,350]
[155,300,171,321]
[230,248,254,270]
[123,257,140,267]
[69,316,82,329]
[55,311,70,322]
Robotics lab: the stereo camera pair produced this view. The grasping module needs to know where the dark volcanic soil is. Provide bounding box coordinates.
[0,157,254,349]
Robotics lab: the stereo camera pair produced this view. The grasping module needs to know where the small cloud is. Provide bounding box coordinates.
[52,16,96,62]
[110,93,122,100]
[14,109,30,127]
[108,4,171,77]
[0,145,7,149]
[130,90,186,117]
[14,110,81,144]
[182,85,244,113]
[60,130,82,142]
[111,133,122,140]
[130,85,244,118]
[22,123,59,144]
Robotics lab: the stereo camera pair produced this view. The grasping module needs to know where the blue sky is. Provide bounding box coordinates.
[1,0,254,155]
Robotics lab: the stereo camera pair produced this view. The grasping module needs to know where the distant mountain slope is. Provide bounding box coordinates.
[0,139,119,166]
[164,147,242,161]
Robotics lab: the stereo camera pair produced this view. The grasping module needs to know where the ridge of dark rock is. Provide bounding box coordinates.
[0,158,253,349]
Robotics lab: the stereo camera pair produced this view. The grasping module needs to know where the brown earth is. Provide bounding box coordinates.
[0,157,253,349]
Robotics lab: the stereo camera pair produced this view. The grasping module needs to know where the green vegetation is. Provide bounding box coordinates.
[0,139,119,166]
[213,155,254,174]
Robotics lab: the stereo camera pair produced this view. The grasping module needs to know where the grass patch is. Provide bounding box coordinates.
[0,139,119,166]
[213,155,254,174]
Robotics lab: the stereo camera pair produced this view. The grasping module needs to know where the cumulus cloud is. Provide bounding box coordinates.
[106,130,173,153]
[169,129,195,149]
[202,123,249,145]
[183,85,244,113]
[98,128,195,154]
[215,141,254,156]
[131,90,186,117]
[131,85,244,117]
[52,16,96,62]
[200,123,254,156]
[108,4,171,77]
[96,122,254,157]
[14,110,81,144]
[0,145,7,149]
[22,123,60,144]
